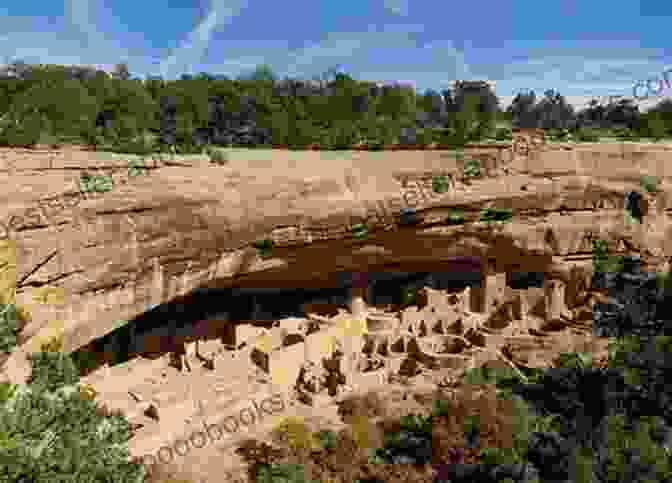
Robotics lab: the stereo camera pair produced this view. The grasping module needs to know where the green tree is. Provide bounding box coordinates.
[318,118,361,149]
[639,112,667,140]
[376,82,416,123]
[0,351,145,483]
[506,90,538,128]
[142,75,166,103]
[645,99,672,136]
[99,78,158,147]
[447,81,499,139]
[11,77,99,141]
[0,107,43,147]
[444,94,481,146]
[532,89,576,130]
[289,118,319,148]
[269,109,292,145]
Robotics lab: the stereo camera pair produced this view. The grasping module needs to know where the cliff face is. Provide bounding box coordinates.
[2,137,672,383]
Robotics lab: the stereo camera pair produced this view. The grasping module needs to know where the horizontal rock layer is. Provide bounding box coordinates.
[1,140,671,370]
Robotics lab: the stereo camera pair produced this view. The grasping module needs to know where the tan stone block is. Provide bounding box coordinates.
[304,325,340,364]
[400,306,422,332]
[348,369,387,389]
[269,343,305,388]
[544,278,568,320]
[233,324,267,348]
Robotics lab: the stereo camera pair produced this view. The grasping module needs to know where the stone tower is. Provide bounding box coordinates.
[470,260,506,314]
[544,277,569,320]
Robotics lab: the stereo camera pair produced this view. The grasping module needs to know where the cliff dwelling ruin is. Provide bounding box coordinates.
[8,130,654,465]
[75,255,555,383]
[68,246,597,463]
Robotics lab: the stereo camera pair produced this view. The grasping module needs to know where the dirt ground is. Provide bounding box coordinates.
[141,351,609,483]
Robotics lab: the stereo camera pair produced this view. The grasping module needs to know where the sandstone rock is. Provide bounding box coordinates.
[2,142,670,385]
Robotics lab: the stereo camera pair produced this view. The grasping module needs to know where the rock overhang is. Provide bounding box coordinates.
[4,142,672,382]
[19,189,651,355]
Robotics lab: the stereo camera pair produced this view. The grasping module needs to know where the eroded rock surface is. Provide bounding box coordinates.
[3,138,672,479]
[3,141,670,359]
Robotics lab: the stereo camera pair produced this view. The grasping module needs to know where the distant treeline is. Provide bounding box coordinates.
[1,61,672,153]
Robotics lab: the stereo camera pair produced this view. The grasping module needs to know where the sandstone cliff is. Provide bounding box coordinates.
[2,137,672,384]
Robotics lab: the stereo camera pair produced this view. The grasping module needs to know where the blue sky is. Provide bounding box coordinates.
[2,0,672,111]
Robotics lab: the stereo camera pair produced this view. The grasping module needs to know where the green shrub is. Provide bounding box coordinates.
[27,350,81,393]
[479,207,512,223]
[127,158,146,177]
[366,447,386,465]
[606,336,641,369]
[592,239,609,260]
[149,151,174,165]
[656,271,672,291]
[461,364,521,386]
[206,146,229,164]
[640,175,657,193]
[432,175,450,194]
[415,128,434,146]
[397,413,432,435]
[316,429,337,450]
[601,414,672,482]
[592,239,624,273]
[37,130,62,148]
[494,127,512,141]
[555,352,592,370]
[575,128,600,142]
[598,255,624,273]
[446,208,465,225]
[327,122,360,150]
[255,463,316,483]
[463,158,481,178]
[79,172,114,193]
[253,239,273,258]
[71,349,101,377]
[113,136,155,155]
[431,398,451,418]
[612,127,637,140]
[351,223,368,241]
[84,131,108,151]
[0,303,19,354]
[624,208,641,225]
[641,115,667,141]
[463,364,545,397]
[0,112,43,147]
[547,128,571,141]
[0,351,144,483]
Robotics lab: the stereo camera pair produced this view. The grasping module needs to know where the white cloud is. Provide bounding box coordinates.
[494,54,672,101]
[280,28,472,86]
[156,0,248,79]
[0,0,142,75]
[284,38,365,76]
[0,0,248,80]
[66,0,100,42]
